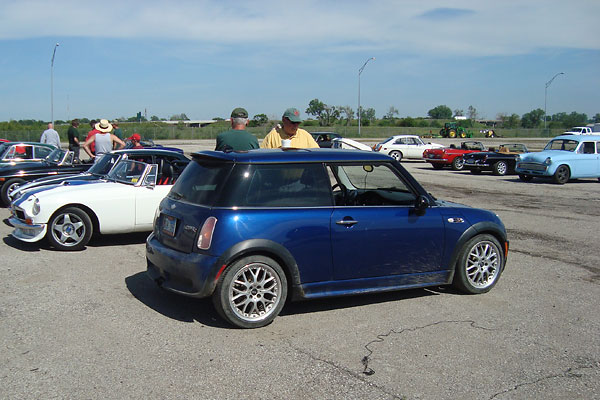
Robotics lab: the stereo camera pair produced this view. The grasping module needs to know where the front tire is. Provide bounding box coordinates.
[47,207,93,251]
[553,165,570,184]
[448,129,457,138]
[213,255,288,328]
[1,178,25,206]
[492,161,508,176]
[451,157,464,171]
[453,234,504,294]
[389,151,403,162]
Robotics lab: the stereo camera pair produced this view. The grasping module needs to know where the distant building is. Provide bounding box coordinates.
[161,120,218,128]
[454,116,467,120]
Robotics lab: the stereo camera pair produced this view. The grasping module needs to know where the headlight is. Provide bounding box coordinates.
[32,198,40,215]
[544,157,552,165]
[515,155,521,162]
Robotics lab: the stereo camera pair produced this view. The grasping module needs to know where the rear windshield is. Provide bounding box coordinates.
[169,160,333,207]
[167,161,233,206]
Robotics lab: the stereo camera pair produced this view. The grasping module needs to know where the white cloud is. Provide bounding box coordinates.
[1,0,599,56]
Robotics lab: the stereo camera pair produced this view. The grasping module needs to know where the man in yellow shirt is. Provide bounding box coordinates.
[260,108,319,149]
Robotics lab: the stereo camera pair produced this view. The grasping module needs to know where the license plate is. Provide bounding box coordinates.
[162,215,177,236]
[428,154,435,159]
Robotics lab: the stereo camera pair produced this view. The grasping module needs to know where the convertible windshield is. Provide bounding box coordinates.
[105,159,147,184]
[45,148,66,164]
[88,153,121,176]
[544,139,579,152]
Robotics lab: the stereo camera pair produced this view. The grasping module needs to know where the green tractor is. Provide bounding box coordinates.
[439,122,473,138]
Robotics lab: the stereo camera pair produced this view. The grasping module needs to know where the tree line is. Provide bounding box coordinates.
[1,102,598,132]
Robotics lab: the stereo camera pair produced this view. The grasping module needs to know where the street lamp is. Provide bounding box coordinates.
[544,72,564,132]
[358,57,375,136]
[51,43,59,126]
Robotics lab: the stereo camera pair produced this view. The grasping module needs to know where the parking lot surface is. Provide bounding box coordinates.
[1,140,598,399]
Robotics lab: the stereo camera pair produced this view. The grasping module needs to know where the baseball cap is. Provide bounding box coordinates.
[231,107,248,118]
[282,108,302,123]
[129,133,141,141]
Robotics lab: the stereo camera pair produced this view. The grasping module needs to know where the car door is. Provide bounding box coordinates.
[134,164,171,230]
[572,141,598,177]
[328,163,444,280]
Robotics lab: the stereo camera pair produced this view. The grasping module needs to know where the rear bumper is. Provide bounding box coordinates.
[145,232,221,298]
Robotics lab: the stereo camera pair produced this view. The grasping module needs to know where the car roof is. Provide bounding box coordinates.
[5,141,56,147]
[390,135,419,139]
[552,135,600,141]
[110,148,188,157]
[192,148,391,164]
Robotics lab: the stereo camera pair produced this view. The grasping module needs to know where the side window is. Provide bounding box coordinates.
[327,163,417,207]
[242,164,332,207]
[580,142,595,154]
[142,164,158,186]
[35,146,52,159]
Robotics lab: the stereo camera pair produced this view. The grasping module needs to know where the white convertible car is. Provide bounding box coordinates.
[10,159,172,251]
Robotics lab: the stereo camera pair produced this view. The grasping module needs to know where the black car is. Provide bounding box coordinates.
[0,148,92,205]
[463,143,529,176]
[310,132,342,148]
[6,148,189,205]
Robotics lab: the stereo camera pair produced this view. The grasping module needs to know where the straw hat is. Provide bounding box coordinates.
[95,119,113,133]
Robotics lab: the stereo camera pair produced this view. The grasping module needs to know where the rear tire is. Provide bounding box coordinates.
[213,255,288,328]
[389,151,402,162]
[451,157,464,171]
[47,207,93,251]
[492,161,508,176]
[453,234,504,294]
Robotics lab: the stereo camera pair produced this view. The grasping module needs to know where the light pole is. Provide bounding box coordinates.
[544,72,564,132]
[358,57,375,136]
[51,43,59,126]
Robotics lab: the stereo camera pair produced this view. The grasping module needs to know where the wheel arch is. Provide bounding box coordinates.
[49,203,100,237]
[214,239,302,299]
[445,222,508,283]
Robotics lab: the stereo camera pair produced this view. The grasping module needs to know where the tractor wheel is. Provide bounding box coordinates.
[459,131,467,138]
[448,129,457,138]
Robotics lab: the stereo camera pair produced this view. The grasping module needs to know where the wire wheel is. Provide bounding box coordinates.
[453,234,504,294]
[464,240,500,290]
[229,262,282,322]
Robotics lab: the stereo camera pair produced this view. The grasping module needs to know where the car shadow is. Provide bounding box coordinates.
[125,271,229,328]
[125,270,447,329]
[87,231,151,247]
[2,235,44,252]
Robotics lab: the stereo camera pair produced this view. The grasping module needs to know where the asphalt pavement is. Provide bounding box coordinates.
[1,139,598,399]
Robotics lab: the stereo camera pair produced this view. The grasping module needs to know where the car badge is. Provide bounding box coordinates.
[447,217,464,223]
[184,225,197,233]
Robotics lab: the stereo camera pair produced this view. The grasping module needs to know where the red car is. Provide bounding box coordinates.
[423,141,486,171]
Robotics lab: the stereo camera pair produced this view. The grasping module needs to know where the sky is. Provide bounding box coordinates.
[0,0,599,122]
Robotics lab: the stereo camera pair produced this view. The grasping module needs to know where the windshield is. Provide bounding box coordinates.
[45,148,66,164]
[105,159,147,184]
[544,139,579,152]
[88,153,121,176]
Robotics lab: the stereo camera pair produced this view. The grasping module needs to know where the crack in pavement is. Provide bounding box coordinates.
[289,343,405,399]
[510,248,600,282]
[488,364,599,399]
[361,320,495,376]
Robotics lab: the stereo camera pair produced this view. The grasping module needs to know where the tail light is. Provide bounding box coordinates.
[197,217,217,250]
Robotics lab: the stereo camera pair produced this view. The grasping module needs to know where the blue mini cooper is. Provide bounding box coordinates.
[146,149,508,328]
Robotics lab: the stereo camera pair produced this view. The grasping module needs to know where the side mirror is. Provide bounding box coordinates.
[414,194,430,215]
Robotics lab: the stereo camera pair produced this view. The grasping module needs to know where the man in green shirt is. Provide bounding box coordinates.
[215,107,259,152]
[67,119,81,162]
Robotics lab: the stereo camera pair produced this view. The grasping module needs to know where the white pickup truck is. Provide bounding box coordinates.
[563,126,594,135]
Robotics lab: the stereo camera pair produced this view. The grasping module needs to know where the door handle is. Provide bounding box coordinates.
[336,219,358,226]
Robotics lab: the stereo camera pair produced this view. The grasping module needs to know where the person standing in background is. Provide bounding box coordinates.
[85,120,99,156]
[40,123,61,148]
[83,119,125,162]
[215,107,259,151]
[67,119,81,162]
[260,108,318,149]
